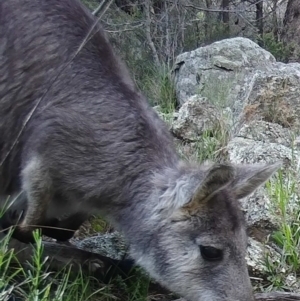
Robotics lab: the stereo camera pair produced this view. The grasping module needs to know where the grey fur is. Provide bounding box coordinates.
[0,0,282,300]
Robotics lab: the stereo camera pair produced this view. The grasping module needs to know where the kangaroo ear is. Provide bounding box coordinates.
[231,161,282,199]
[183,163,236,209]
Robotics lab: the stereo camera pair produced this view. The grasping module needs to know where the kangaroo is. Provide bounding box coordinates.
[0,0,281,300]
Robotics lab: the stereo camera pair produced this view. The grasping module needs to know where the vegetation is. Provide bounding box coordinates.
[258,33,292,63]
[0,224,154,301]
[262,148,300,292]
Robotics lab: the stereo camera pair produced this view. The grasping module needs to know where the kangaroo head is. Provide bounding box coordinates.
[136,161,281,301]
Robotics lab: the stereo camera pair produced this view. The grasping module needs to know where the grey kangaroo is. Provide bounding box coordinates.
[0,0,281,300]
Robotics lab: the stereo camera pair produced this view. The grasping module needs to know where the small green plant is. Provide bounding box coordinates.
[90,216,110,234]
[262,251,286,291]
[267,169,300,267]
[125,268,151,301]
[197,116,231,163]
[0,226,108,301]
[259,33,292,63]
[176,120,231,164]
[263,149,300,291]
[193,131,221,163]
[138,63,177,114]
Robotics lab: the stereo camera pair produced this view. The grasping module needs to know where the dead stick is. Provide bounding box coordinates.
[7,237,134,282]
[255,292,300,300]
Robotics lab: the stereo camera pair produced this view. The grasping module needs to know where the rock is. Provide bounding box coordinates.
[237,63,300,132]
[171,95,225,141]
[75,231,129,261]
[173,37,275,106]
[285,275,300,293]
[173,37,300,134]
[227,138,296,166]
[236,120,295,147]
[246,238,281,278]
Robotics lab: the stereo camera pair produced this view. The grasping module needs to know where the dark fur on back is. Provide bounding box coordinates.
[0,0,177,198]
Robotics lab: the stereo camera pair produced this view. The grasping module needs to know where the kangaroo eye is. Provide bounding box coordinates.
[200,245,223,261]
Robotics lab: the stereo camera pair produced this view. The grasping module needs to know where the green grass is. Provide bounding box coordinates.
[262,146,300,291]
[0,200,153,301]
[0,229,108,301]
[0,233,152,301]
[136,63,177,114]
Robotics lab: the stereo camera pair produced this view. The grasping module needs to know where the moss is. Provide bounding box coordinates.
[89,216,110,234]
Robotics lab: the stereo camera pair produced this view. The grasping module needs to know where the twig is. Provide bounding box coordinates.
[92,0,108,16]
[105,23,144,33]
[180,0,264,13]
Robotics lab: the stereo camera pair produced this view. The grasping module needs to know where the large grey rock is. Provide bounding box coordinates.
[173,37,300,134]
[227,138,296,166]
[173,37,275,106]
[235,63,300,132]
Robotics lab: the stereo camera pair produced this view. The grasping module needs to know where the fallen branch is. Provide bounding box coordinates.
[7,236,134,283]
[255,292,300,300]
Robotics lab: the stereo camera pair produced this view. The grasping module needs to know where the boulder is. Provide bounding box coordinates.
[173,37,275,106]
[173,37,300,134]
